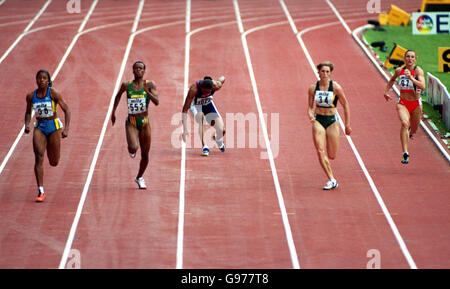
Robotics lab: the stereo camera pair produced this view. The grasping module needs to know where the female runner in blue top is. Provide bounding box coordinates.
[24,70,71,202]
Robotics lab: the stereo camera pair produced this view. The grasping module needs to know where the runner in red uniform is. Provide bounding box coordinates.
[384,50,425,164]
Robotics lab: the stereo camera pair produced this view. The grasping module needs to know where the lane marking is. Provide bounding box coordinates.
[176,1,270,270]
[176,0,190,270]
[185,0,190,33]
[59,0,193,270]
[234,0,300,270]
[279,0,297,34]
[0,0,52,65]
[176,1,304,269]
[325,0,351,34]
[280,0,418,269]
[58,0,144,269]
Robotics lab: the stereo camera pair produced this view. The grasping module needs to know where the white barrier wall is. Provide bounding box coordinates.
[426,72,450,129]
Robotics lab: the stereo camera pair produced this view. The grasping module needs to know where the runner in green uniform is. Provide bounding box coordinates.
[307,61,351,190]
[111,61,159,189]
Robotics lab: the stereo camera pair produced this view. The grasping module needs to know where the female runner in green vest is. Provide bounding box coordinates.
[111,61,159,189]
[307,61,351,190]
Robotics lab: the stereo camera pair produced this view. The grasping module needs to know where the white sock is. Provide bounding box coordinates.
[38,186,44,194]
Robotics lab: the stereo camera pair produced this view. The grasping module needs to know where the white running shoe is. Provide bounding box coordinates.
[323,179,338,190]
[135,177,147,189]
[202,146,210,156]
[129,152,136,158]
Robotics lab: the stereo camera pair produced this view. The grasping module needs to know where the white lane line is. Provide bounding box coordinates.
[279,0,297,34]
[177,1,288,269]
[53,0,98,79]
[185,0,190,33]
[176,2,300,270]
[177,0,189,270]
[325,0,351,34]
[233,0,244,33]
[57,0,145,269]
[177,1,255,270]
[0,0,51,64]
[352,24,450,163]
[233,0,301,269]
[0,0,97,177]
[280,0,418,269]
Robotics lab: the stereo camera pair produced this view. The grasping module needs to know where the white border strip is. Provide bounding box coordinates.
[352,24,450,163]
[176,0,190,270]
[280,0,417,269]
[58,0,145,269]
[234,0,301,269]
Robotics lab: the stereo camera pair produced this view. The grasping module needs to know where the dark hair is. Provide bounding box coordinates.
[203,76,213,81]
[133,61,146,69]
[404,50,417,57]
[316,61,334,72]
[199,79,213,89]
[36,69,52,87]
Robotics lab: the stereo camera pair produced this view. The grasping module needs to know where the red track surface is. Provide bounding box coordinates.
[0,0,448,269]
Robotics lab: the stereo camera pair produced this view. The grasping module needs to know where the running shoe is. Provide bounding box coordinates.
[35,192,46,202]
[213,135,225,152]
[129,152,136,158]
[135,177,147,189]
[323,179,338,190]
[401,152,409,164]
[218,143,226,152]
[202,147,210,156]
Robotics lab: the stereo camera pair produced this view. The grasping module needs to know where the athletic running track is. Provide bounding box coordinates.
[0,0,449,269]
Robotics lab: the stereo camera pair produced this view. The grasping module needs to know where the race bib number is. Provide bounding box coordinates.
[315,91,334,107]
[128,97,147,114]
[398,75,413,90]
[33,101,54,118]
[195,97,212,106]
